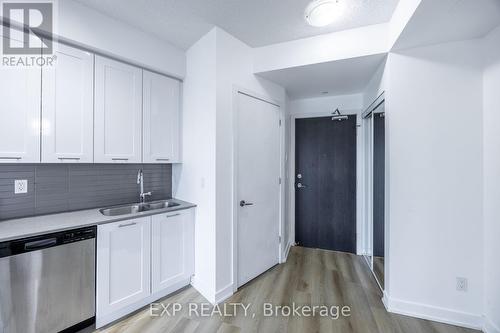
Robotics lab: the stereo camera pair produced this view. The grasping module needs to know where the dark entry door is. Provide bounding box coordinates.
[295,116,357,253]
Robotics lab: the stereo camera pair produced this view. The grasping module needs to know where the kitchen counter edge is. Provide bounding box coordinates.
[0,199,196,243]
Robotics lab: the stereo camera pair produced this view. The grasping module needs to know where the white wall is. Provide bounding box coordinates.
[384,39,484,328]
[177,27,286,303]
[58,0,185,78]
[289,94,364,116]
[253,24,389,73]
[174,30,217,302]
[388,0,422,48]
[363,58,388,108]
[214,27,286,299]
[482,25,500,333]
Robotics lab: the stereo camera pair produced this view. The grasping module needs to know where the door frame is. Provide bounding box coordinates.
[289,110,364,254]
[232,86,285,292]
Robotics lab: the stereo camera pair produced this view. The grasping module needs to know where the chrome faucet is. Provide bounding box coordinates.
[137,169,152,203]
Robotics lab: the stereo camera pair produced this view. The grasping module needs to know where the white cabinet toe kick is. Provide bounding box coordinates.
[96,208,195,328]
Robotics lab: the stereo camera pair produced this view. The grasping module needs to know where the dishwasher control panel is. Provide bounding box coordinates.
[63,227,96,244]
[0,226,96,258]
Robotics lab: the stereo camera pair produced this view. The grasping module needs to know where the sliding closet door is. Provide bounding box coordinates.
[363,95,386,291]
[363,114,374,265]
[373,109,385,289]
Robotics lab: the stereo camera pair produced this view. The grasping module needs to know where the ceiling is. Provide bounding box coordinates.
[257,54,386,100]
[394,0,500,51]
[74,0,399,50]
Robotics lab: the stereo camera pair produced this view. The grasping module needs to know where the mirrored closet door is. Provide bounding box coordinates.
[363,94,385,291]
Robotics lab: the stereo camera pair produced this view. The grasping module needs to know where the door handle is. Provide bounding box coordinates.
[239,200,254,207]
[297,183,308,189]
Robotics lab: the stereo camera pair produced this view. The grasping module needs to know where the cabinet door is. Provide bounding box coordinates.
[0,37,41,163]
[97,217,151,318]
[143,70,180,163]
[152,209,194,293]
[42,42,94,163]
[94,56,142,163]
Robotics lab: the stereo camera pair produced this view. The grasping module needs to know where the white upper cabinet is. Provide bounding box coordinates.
[0,36,41,163]
[94,56,142,163]
[143,71,181,163]
[41,43,94,163]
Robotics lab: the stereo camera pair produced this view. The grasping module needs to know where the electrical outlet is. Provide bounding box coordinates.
[456,277,468,292]
[14,180,28,194]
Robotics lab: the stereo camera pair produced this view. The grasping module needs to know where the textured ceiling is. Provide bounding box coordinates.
[74,0,400,50]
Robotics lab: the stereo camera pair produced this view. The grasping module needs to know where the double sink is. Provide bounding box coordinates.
[99,200,180,217]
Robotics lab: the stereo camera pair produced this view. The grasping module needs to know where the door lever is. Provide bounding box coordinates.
[297,183,308,189]
[240,200,254,207]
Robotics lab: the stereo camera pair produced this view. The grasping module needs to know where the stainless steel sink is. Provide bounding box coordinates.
[99,200,180,216]
[147,201,179,210]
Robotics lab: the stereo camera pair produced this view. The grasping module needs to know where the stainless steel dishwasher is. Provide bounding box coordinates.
[0,226,96,333]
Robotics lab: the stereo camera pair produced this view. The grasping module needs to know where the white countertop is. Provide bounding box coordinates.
[0,198,196,242]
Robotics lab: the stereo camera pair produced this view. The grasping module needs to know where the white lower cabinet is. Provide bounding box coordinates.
[152,209,194,293]
[96,209,194,328]
[96,216,151,326]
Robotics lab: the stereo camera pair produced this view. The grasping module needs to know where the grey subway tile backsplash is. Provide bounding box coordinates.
[0,164,172,220]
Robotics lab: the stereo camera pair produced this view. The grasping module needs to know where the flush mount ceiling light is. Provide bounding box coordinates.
[305,0,345,27]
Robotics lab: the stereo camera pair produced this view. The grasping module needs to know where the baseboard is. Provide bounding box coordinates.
[283,241,293,262]
[385,296,483,330]
[215,283,234,304]
[483,316,500,333]
[382,291,389,310]
[191,276,215,304]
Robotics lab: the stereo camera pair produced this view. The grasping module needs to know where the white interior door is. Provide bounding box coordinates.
[237,92,280,287]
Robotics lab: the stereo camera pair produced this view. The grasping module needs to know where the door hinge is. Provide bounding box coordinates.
[279,119,282,126]
[279,236,282,243]
[279,177,282,185]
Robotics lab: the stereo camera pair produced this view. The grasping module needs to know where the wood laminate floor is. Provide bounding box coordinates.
[89,247,479,333]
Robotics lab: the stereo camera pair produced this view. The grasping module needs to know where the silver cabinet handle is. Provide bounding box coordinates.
[240,200,254,207]
[166,213,180,218]
[156,158,170,161]
[0,157,22,160]
[119,222,137,228]
[58,157,81,160]
[112,158,129,161]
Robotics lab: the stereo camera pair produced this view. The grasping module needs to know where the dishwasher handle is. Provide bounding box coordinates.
[24,238,58,251]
